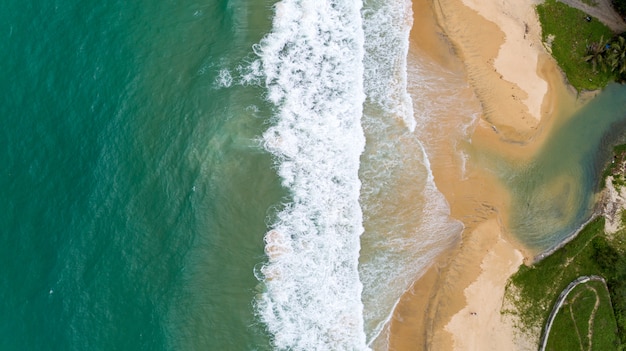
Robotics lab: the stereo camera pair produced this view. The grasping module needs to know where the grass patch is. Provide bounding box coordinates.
[545,281,620,351]
[545,284,593,351]
[504,215,626,348]
[591,281,622,351]
[536,0,615,91]
[504,218,606,333]
[591,232,626,345]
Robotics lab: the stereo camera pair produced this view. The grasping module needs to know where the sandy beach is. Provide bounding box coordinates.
[384,0,580,350]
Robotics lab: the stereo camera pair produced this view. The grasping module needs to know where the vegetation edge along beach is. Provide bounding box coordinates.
[537,0,626,92]
[503,1,626,349]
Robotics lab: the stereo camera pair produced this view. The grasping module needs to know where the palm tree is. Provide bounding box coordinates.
[584,36,608,72]
[584,35,626,81]
[605,35,626,79]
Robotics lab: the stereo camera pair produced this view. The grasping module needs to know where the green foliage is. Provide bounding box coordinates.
[537,0,615,91]
[545,284,596,351]
[505,218,605,333]
[586,35,626,82]
[594,234,626,344]
[589,282,621,351]
[583,35,609,71]
[593,235,619,270]
[505,217,625,348]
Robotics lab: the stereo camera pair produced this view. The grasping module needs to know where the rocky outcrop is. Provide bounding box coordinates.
[601,176,626,233]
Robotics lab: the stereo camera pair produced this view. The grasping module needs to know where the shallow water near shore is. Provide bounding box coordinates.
[503,83,626,252]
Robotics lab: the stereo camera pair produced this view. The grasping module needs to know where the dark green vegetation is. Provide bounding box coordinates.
[536,0,615,91]
[504,217,625,349]
[613,0,626,19]
[504,218,606,331]
[591,219,626,345]
[545,281,619,351]
[584,35,626,82]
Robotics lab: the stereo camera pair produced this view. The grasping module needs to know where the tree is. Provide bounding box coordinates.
[584,34,626,82]
[584,36,608,72]
[606,35,626,74]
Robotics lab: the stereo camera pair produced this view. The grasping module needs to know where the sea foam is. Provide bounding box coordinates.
[358,0,463,345]
[362,0,416,132]
[253,1,369,350]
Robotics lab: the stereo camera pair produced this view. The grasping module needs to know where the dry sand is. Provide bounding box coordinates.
[384,0,580,350]
[431,0,564,143]
[444,220,524,351]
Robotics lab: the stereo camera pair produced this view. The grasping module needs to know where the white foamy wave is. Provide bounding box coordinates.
[408,47,481,183]
[253,1,369,350]
[238,59,263,86]
[362,0,416,132]
[358,0,464,344]
[408,54,479,143]
[215,68,233,88]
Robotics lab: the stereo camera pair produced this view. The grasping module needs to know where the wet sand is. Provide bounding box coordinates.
[384,0,580,349]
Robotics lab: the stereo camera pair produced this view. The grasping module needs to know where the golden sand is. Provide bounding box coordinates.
[384,0,581,350]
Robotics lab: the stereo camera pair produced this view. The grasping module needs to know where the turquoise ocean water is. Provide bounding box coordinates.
[1,1,277,349]
[4,0,626,350]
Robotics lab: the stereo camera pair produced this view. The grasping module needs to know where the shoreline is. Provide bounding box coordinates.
[385,0,585,349]
[532,213,601,264]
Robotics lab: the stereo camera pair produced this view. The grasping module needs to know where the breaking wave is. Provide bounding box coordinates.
[253,1,369,350]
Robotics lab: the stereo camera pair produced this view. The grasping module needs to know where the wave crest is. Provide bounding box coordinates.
[253,1,370,350]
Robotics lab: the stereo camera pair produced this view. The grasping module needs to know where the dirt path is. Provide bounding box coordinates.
[585,285,601,351]
[566,290,585,351]
[557,0,626,32]
[538,275,606,351]
[567,285,601,351]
